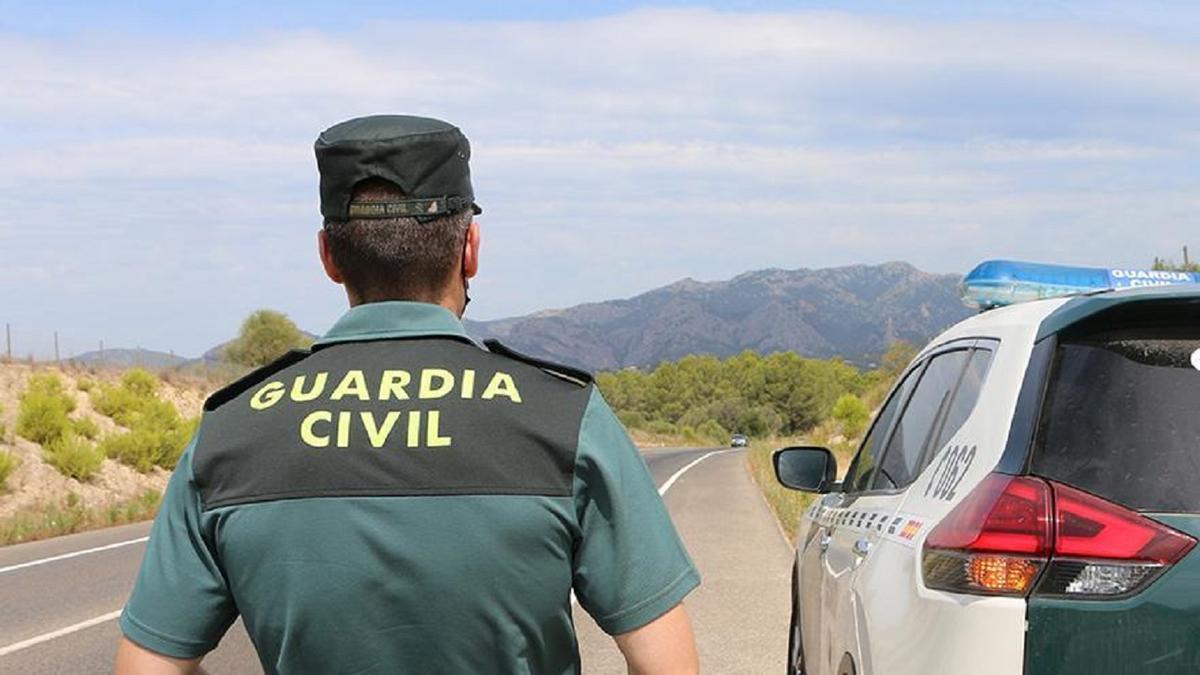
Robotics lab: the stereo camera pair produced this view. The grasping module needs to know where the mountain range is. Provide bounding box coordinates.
[465,261,970,371]
[72,262,971,373]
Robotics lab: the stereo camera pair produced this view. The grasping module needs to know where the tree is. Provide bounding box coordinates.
[224,310,312,368]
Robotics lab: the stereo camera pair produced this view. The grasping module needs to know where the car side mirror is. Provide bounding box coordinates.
[773,446,837,493]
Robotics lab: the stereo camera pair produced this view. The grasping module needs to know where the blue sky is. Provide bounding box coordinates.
[1,1,1199,358]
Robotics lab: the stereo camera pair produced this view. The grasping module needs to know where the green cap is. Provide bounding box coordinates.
[315,114,482,221]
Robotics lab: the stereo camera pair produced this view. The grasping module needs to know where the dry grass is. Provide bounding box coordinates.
[0,489,161,546]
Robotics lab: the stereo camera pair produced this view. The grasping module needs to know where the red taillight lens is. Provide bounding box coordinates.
[921,473,1197,599]
[923,475,1052,595]
[926,475,1053,555]
[1052,482,1195,564]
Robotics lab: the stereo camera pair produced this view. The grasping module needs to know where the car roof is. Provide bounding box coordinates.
[1034,284,1200,339]
[924,284,1200,348]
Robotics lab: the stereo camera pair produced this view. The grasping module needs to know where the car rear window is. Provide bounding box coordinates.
[1033,323,1200,513]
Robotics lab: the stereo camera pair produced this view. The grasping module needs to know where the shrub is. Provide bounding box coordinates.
[72,416,100,440]
[695,419,728,443]
[43,433,104,481]
[831,393,870,439]
[92,370,160,426]
[121,369,160,397]
[75,377,96,393]
[645,419,677,436]
[17,373,76,445]
[100,415,198,472]
[0,450,20,490]
[91,368,196,471]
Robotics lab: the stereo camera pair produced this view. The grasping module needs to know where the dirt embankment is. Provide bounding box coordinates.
[0,363,211,520]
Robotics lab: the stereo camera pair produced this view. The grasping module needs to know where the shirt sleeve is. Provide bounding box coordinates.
[120,437,237,659]
[571,388,700,635]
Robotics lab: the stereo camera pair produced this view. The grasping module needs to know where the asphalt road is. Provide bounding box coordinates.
[0,447,792,673]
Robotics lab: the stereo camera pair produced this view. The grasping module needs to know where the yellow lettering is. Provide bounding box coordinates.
[419,369,455,399]
[407,411,422,448]
[331,370,370,401]
[361,411,400,448]
[336,411,351,447]
[379,370,411,401]
[290,373,328,402]
[460,369,476,399]
[426,410,452,447]
[300,410,332,448]
[250,381,285,410]
[481,372,522,403]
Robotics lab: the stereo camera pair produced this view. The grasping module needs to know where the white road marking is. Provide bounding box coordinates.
[0,536,149,575]
[0,610,123,657]
[1,450,736,653]
[658,449,729,496]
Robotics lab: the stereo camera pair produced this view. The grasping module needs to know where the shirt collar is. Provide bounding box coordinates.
[314,301,471,347]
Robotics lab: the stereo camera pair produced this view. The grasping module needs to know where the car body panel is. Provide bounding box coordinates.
[790,286,1200,675]
[1025,515,1200,675]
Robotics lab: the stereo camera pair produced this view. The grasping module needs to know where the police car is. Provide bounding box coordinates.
[774,260,1200,675]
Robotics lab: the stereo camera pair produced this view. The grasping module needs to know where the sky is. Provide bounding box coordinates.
[1,1,1199,358]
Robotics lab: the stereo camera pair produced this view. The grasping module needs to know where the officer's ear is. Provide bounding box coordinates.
[317,229,345,284]
[462,221,481,280]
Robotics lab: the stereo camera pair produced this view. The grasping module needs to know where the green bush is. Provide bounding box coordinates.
[16,373,76,445]
[0,450,20,490]
[100,415,198,472]
[92,370,160,426]
[645,419,677,436]
[71,416,100,440]
[91,369,196,472]
[75,377,96,393]
[831,393,870,439]
[695,419,728,443]
[121,369,160,397]
[43,433,104,481]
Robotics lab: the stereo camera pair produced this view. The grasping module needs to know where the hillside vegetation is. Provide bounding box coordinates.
[597,342,917,539]
[0,364,209,544]
[0,309,314,545]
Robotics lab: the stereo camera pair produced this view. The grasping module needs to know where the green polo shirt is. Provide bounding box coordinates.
[120,301,699,674]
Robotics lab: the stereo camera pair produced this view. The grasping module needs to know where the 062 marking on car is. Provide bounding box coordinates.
[925,444,977,501]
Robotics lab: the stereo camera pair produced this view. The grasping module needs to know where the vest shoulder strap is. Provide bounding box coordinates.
[203,349,312,412]
[483,339,593,387]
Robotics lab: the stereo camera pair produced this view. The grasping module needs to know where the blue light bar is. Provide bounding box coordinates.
[962,260,1200,310]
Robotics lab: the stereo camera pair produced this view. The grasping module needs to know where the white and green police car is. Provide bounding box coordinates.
[775,260,1200,675]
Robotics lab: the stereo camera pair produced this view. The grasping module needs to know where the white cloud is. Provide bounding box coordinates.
[1,8,1198,356]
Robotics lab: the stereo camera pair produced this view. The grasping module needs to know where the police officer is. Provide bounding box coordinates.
[115,115,701,674]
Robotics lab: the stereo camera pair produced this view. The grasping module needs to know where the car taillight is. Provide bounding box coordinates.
[921,474,1196,599]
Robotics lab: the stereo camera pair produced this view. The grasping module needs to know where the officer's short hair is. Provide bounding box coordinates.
[323,178,472,302]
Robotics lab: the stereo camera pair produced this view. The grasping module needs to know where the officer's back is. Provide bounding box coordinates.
[115,116,700,675]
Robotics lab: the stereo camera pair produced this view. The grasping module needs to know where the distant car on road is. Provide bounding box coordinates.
[730,433,748,448]
[775,270,1200,675]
